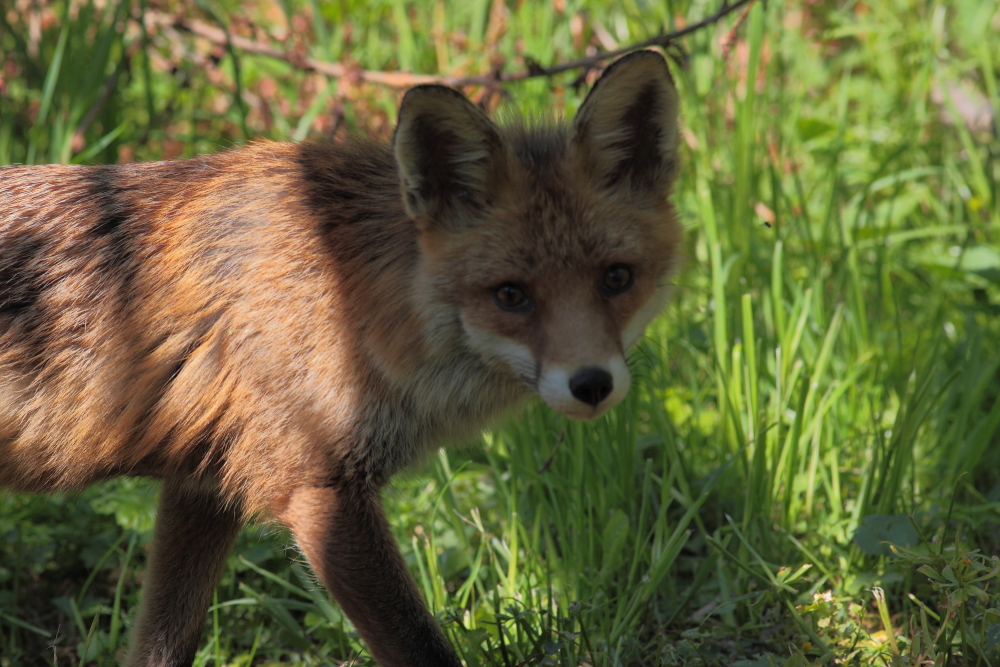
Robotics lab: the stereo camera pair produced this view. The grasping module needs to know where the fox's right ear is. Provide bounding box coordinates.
[394,86,509,229]
[570,50,680,200]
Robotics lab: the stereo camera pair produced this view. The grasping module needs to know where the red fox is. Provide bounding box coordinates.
[0,51,681,666]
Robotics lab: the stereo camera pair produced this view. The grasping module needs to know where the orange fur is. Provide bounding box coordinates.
[0,51,683,666]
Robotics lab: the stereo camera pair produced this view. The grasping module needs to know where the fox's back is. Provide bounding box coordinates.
[0,143,420,496]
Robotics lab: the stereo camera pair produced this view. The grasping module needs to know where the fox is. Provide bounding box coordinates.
[0,50,682,666]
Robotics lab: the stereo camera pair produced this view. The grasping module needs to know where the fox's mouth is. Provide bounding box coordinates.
[549,402,613,421]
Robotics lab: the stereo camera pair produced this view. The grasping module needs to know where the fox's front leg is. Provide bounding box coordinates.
[277,483,462,667]
[126,479,243,667]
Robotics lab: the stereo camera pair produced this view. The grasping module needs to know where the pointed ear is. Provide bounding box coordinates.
[394,85,509,229]
[570,50,680,198]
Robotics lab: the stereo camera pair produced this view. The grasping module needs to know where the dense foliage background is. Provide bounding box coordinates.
[2,0,1000,665]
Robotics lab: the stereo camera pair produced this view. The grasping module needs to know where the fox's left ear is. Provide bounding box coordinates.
[570,50,680,199]
[394,85,510,230]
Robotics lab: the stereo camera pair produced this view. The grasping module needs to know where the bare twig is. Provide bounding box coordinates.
[538,429,566,474]
[144,0,754,90]
[484,0,754,84]
[143,12,448,88]
[720,0,756,60]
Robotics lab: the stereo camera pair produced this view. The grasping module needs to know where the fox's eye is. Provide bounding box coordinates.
[601,264,634,296]
[493,283,532,312]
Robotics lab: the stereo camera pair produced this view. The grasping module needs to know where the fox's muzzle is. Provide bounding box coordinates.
[537,356,630,420]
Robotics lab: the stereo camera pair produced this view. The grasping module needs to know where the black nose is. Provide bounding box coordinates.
[569,367,613,407]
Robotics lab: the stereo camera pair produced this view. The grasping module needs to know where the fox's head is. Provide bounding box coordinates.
[394,51,681,421]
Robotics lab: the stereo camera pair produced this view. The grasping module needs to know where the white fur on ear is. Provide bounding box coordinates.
[570,51,680,197]
[393,86,509,228]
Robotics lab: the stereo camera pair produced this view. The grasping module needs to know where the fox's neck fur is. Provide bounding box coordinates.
[295,139,532,462]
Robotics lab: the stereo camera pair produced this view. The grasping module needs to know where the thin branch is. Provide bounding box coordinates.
[144,0,754,90]
[486,0,755,84]
[143,12,448,87]
[721,0,756,60]
[538,429,566,474]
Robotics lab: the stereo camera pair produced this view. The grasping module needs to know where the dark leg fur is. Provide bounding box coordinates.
[126,479,243,667]
[277,484,462,667]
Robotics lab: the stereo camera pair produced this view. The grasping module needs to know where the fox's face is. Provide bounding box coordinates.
[395,52,681,420]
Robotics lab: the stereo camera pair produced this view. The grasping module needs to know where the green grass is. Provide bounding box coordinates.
[2,0,1000,665]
